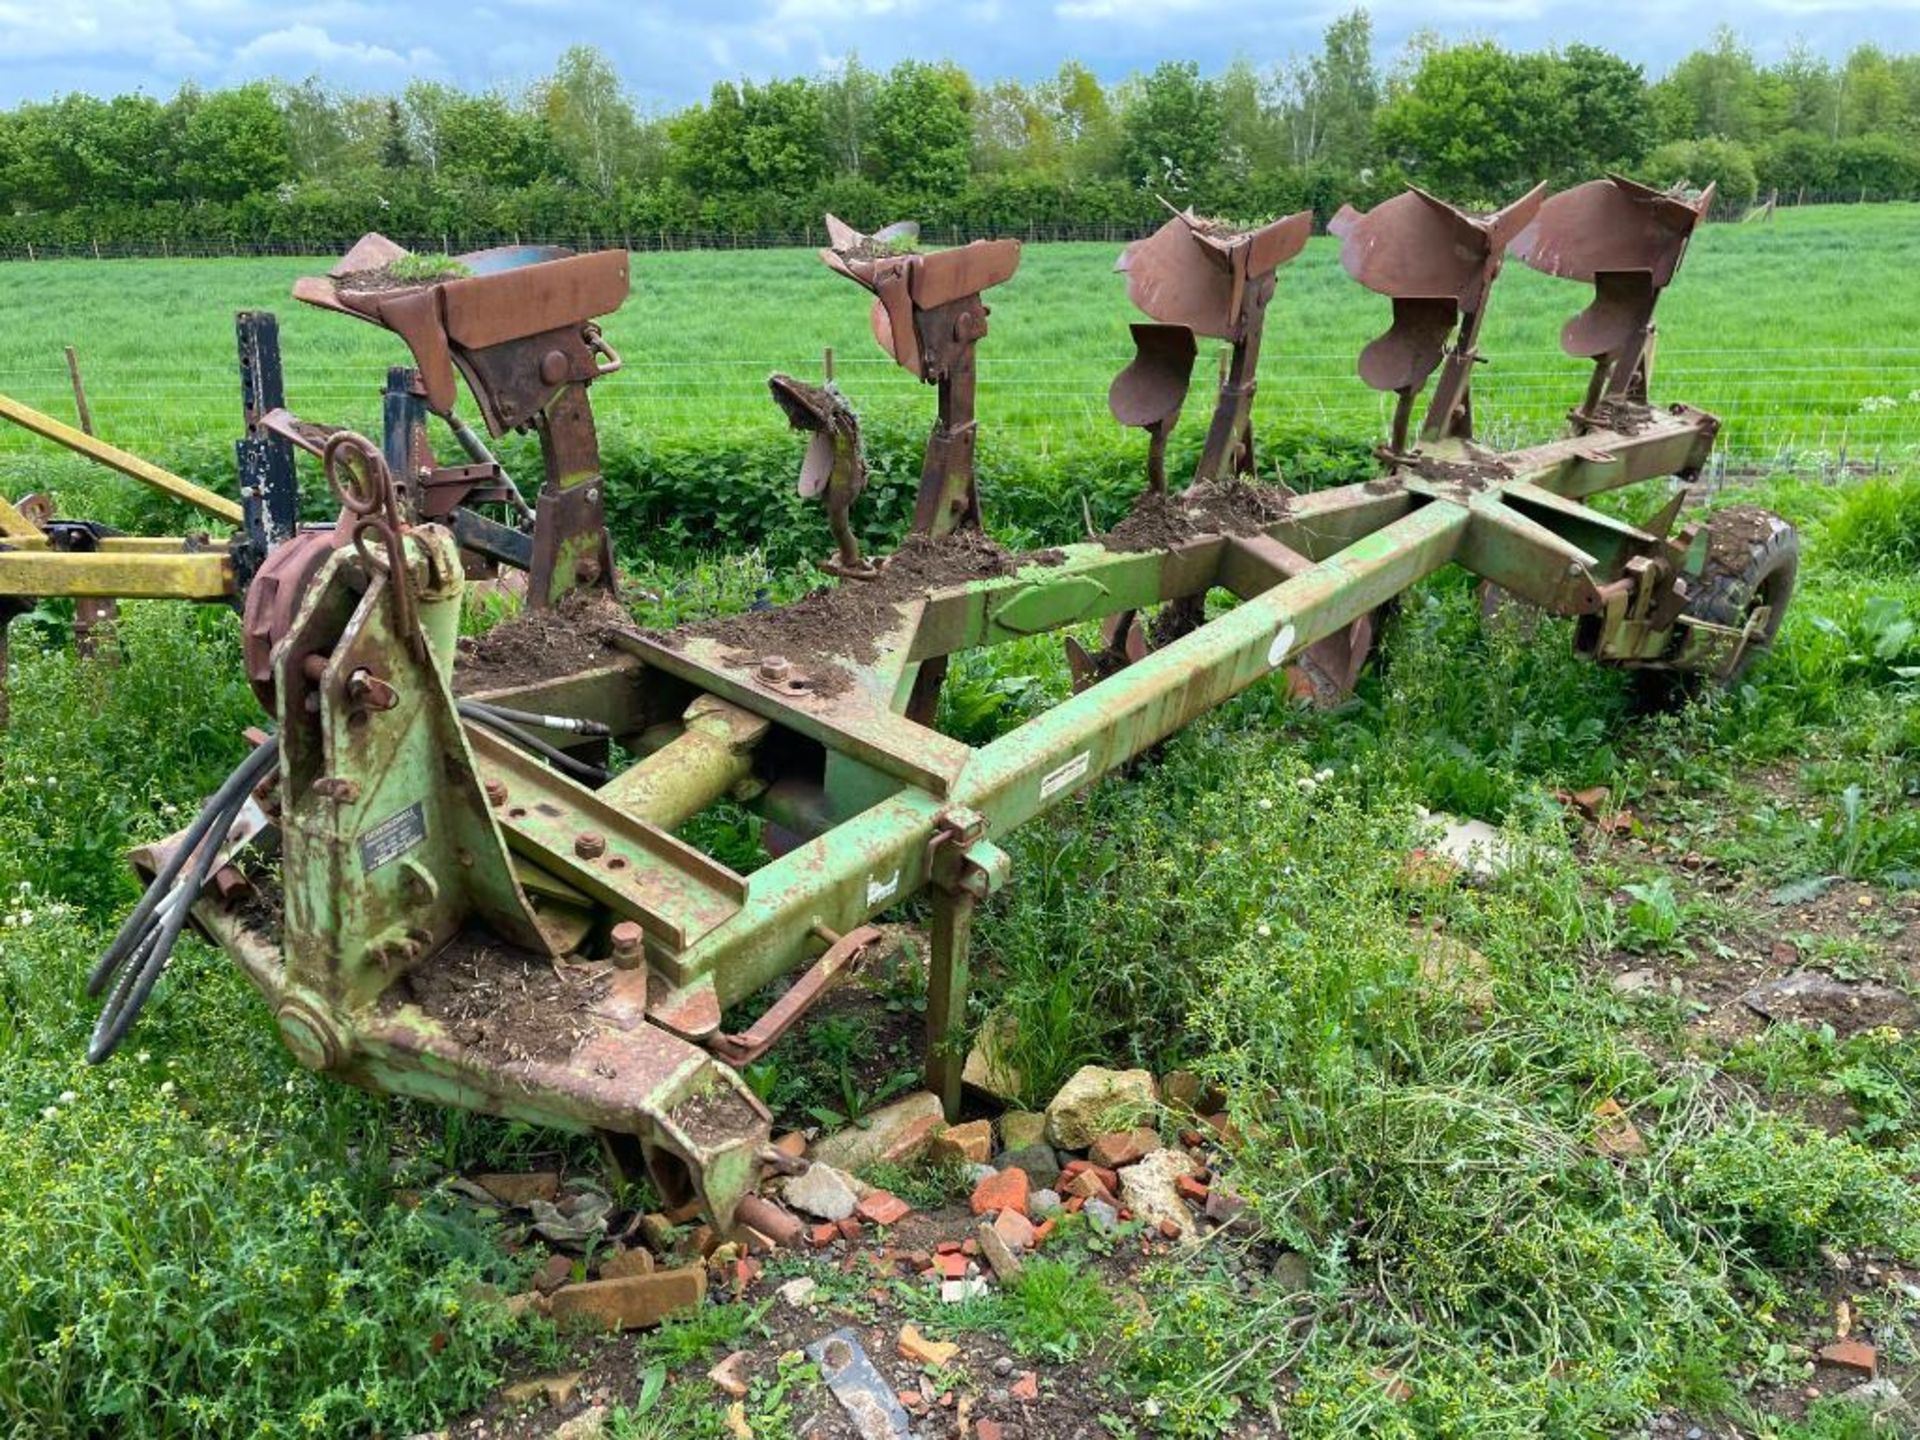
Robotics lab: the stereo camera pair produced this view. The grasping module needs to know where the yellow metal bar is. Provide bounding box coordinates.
[0,494,39,539]
[0,550,232,600]
[0,535,233,554]
[0,393,244,526]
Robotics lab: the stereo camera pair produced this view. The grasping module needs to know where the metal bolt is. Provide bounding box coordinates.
[757,654,791,685]
[484,779,508,808]
[610,920,644,969]
[575,831,607,860]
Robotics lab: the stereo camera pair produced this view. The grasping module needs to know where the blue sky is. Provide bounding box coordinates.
[1,0,1917,108]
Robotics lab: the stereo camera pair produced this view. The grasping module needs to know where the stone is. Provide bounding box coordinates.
[961,1008,1023,1102]
[1836,1378,1906,1419]
[993,1208,1038,1252]
[1118,1148,1200,1239]
[1412,928,1496,1012]
[1083,1197,1119,1234]
[549,1406,607,1440]
[1611,967,1661,999]
[1012,1371,1040,1402]
[976,1421,1007,1440]
[899,1323,960,1369]
[1419,811,1518,881]
[474,1171,561,1207]
[783,1163,861,1222]
[1031,1188,1062,1215]
[598,1247,653,1280]
[931,1118,995,1165]
[708,1351,750,1399]
[501,1371,583,1408]
[547,1265,706,1332]
[942,1276,990,1302]
[970,1167,1031,1218]
[1819,1340,1879,1378]
[1744,972,1920,1039]
[976,1221,1023,1282]
[993,1143,1060,1190]
[1045,1066,1157,1149]
[535,1253,576,1293]
[856,1191,912,1227]
[1591,1098,1649,1159]
[808,1090,946,1172]
[773,1131,808,1158]
[999,1111,1048,1150]
[778,1276,818,1308]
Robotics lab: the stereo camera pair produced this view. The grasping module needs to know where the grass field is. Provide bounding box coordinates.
[3,204,1919,511]
[3,204,1920,1439]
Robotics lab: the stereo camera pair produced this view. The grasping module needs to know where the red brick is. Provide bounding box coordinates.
[810,1222,838,1248]
[1175,1174,1211,1204]
[1158,1218,1182,1240]
[969,1167,1031,1218]
[856,1191,912,1227]
[935,1240,963,1255]
[1032,1218,1057,1245]
[936,1252,970,1280]
[930,1117,995,1165]
[836,1217,864,1242]
[548,1265,706,1331]
[1818,1340,1877,1378]
[1011,1371,1040,1402]
[1064,1196,1085,1214]
[976,1422,1005,1440]
[1088,1131,1146,1168]
[1064,1170,1114,1204]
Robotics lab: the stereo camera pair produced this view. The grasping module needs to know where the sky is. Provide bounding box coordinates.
[2,0,1918,109]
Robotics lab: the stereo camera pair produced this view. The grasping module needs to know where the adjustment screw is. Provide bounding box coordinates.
[575,831,607,860]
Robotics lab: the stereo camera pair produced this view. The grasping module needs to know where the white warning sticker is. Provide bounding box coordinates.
[1267,622,1298,669]
[1039,751,1092,799]
[866,868,901,906]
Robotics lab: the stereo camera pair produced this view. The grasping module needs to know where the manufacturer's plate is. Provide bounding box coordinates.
[359,802,426,873]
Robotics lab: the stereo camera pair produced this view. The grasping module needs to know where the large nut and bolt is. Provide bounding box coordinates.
[609,920,645,970]
[757,655,791,685]
[575,831,608,860]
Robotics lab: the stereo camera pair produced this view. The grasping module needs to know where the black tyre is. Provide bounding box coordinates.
[1687,505,1799,683]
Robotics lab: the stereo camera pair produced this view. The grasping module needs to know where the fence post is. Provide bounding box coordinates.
[64,345,95,436]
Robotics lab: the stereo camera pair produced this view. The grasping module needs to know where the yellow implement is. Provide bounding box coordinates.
[0,393,243,526]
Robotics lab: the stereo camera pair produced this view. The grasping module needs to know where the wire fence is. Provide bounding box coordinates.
[3,345,1917,478]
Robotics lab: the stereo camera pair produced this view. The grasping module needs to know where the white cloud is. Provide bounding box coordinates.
[229,23,438,73]
[1053,0,1222,20]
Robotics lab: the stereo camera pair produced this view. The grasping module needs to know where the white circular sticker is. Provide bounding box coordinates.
[1267,623,1297,668]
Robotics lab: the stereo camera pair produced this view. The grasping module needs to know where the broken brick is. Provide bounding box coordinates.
[930,1117,995,1165]
[1011,1371,1040,1402]
[1818,1340,1877,1378]
[835,1216,864,1242]
[708,1350,750,1399]
[899,1323,961,1369]
[993,1208,1037,1252]
[1175,1174,1211,1204]
[810,1222,838,1248]
[1088,1130,1148,1168]
[936,1252,970,1280]
[856,1191,912,1227]
[547,1265,706,1332]
[976,1421,1006,1440]
[969,1167,1031,1218]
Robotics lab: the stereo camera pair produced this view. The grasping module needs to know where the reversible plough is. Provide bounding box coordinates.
[88,176,1800,1235]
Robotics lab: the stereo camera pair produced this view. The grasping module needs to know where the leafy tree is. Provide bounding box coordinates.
[1650,27,1782,143]
[173,84,292,203]
[1640,136,1758,213]
[974,79,1059,175]
[869,61,973,200]
[380,98,412,171]
[1121,61,1223,195]
[1217,58,1282,185]
[536,45,644,195]
[1042,61,1122,181]
[1374,42,1554,200]
[1280,10,1379,169]
[1555,45,1654,175]
[822,55,878,176]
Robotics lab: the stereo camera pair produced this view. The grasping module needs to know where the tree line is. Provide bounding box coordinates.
[4,20,1919,255]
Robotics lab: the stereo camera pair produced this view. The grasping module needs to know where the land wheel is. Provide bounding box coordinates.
[1629,505,1799,706]
[1685,504,1800,684]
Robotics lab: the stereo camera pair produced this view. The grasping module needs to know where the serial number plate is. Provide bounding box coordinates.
[359,802,427,873]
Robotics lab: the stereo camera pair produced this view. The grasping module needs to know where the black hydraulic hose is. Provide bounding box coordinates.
[88,737,279,1063]
[457,702,610,786]
[462,702,610,737]
[87,738,279,1000]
